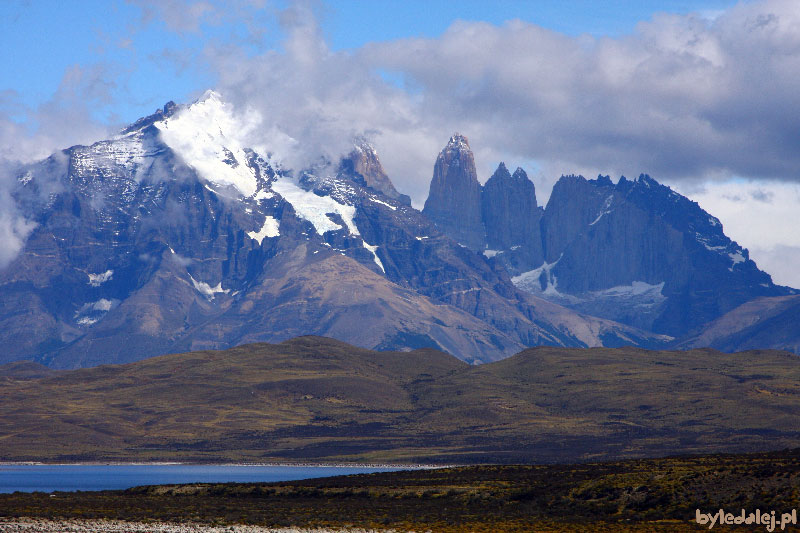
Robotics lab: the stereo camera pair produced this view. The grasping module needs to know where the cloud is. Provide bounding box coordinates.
[0,162,37,270]
[750,188,774,203]
[157,0,800,207]
[4,0,800,279]
[0,62,111,271]
[676,179,800,288]
[359,0,800,192]
[131,0,217,34]
[207,2,432,183]
[0,65,115,164]
[747,245,800,288]
[0,208,36,270]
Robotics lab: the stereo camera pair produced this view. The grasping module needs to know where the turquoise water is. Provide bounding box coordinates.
[0,464,404,493]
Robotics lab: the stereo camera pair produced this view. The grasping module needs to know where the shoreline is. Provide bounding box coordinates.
[0,461,450,469]
[0,519,394,533]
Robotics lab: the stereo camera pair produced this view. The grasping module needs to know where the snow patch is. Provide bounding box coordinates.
[88,270,113,287]
[253,189,275,201]
[602,281,664,297]
[272,176,358,236]
[589,195,614,226]
[370,197,397,210]
[73,132,156,179]
[91,299,115,312]
[729,251,745,270]
[74,298,120,326]
[155,90,259,197]
[512,255,562,296]
[247,216,280,244]
[189,274,229,299]
[363,242,385,273]
[483,249,501,258]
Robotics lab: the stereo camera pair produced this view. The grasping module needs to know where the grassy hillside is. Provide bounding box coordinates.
[3,448,800,531]
[1,336,800,463]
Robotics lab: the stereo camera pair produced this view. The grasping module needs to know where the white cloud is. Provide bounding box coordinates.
[359,0,800,189]
[136,0,800,285]
[677,180,800,288]
[0,65,115,164]
[131,0,217,34]
[0,162,37,270]
[4,0,800,284]
[168,1,799,205]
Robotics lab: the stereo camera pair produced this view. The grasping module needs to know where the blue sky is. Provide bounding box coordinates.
[2,0,740,126]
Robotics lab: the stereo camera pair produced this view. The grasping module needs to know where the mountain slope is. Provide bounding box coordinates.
[0,92,666,368]
[416,136,793,338]
[537,174,792,335]
[676,294,800,354]
[497,173,794,336]
[1,336,799,464]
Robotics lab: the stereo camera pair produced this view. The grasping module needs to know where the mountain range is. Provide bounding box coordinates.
[1,91,796,369]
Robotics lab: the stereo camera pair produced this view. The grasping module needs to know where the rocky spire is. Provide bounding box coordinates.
[422,133,485,250]
[541,174,616,263]
[482,163,543,266]
[341,138,411,205]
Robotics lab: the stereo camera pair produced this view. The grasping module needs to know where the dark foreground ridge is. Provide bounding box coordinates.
[3,448,800,531]
[2,336,800,464]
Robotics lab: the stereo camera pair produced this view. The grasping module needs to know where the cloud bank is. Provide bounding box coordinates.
[203,0,800,286]
[196,0,800,204]
[2,0,800,285]
[680,180,800,287]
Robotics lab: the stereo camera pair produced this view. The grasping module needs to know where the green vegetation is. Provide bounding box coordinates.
[1,336,800,463]
[3,449,800,531]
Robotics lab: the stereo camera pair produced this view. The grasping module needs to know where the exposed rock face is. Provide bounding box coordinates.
[418,137,793,337]
[340,139,411,205]
[518,173,793,336]
[0,97,667,369]
[481,163,544,270]
[419,140,795,338]
[541,174,615,263]
[422,134,485,250]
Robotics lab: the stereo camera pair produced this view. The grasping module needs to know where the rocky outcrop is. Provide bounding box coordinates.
[524,173,793,336]
[0,100,671,369]
[481,163,544,270]
[340,139,411,205]
[541,174,615,263]
[417,132,796,338]
[422,134,485,250]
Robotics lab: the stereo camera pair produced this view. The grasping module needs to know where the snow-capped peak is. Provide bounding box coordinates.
[196,89,223,105]
[352,136,377,155]
[446,133,470,151]
[154,90,259,197]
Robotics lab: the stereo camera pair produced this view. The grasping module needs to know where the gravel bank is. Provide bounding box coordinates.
[0,519,399,533]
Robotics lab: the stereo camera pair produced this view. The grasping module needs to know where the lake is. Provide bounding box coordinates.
[0,464,407,493]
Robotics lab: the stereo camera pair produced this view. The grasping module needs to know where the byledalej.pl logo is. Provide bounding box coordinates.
[696,509,797,531]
